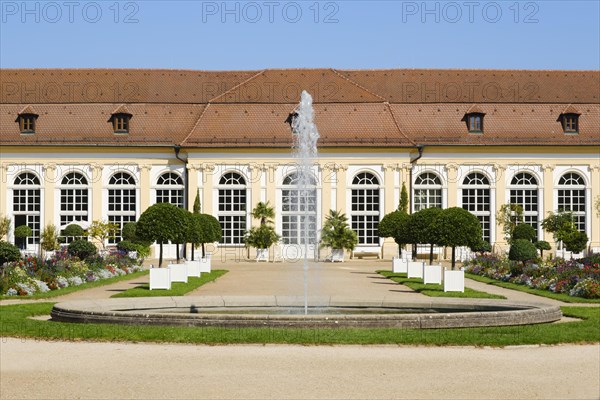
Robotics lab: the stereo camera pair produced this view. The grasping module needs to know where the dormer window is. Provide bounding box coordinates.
[560,113,579,134]
[16,113,38,134]
[108,109,132,134]
[462,111,485,133]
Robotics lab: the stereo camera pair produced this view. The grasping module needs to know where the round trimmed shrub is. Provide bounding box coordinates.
[535,240,552,258]
[63,224,85,238]
[512,223,536,242]
[0,241,21,265]
[67,239,97,260]
[509,239,538,266]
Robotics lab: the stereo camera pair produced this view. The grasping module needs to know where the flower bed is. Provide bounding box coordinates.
[464,254,600,299]
[1,249,143,297]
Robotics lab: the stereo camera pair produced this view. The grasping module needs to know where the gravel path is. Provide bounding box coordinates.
[1,258,598,399]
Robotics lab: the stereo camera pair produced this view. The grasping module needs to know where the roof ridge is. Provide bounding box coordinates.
[180,103,210,145]
[385,102,416,146]
[330,68,387,102]
[207,70,267,103]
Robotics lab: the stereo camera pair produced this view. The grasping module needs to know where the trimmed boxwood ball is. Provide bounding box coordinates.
[0,241,21,265]
[67,239,97,260]
[512,223,536,242]
[509,239,538,266]
[62,224,85,237]
[535,240,552,258]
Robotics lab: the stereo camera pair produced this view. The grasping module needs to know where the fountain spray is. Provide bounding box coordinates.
[291,91,320,315]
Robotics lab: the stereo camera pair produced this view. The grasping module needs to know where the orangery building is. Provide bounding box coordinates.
[1,68,599,260]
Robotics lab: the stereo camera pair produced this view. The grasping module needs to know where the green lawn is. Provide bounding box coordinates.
[378,271,506,299]
[111,270,228,297]
[0,303,597,346]
[0,270,149,301]
[465,273,600,304]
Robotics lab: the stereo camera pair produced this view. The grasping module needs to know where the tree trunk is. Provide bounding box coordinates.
[176,243,180,262]
[202,243,206,258]
[451,246,456,270]
[159,242,163,267]
[429,244,434,265]
[191,244,195,261]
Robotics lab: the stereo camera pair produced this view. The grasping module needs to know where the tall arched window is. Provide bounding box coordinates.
[558,172,586,232]
[462,172,491,243]
[156,172,184,207]
[281,172,317,245]
[59,172,89,229]
[13,172,41,249]
[108,172,137,244]
[413,172,442,211]
[351,172,380,245]
[509,172,539,239]
[218,172,247,244]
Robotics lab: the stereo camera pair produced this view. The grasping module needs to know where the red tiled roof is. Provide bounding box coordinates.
[0,68,599,147]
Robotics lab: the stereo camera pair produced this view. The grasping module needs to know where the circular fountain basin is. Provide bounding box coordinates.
[51,296,562,329]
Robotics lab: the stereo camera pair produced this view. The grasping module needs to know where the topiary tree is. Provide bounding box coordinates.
[407,207,443,265]
[562,230,588,255]
[509,239,538,267]
[435,207,482,270]
[122,222,139,242]
[193,189,201,214]
[62,224,85,237]
[199,214,222,258]
[169,206,191,262]
[0,241,21,265]
[535,240,551,259]
[187,212,204,261]
[378,210,410,257]
[67,239,97,260]
[470,238,491,256]
[398,182,409,213]
[14,225,33,250]
[512,223,536,243]
[136,202,186,267]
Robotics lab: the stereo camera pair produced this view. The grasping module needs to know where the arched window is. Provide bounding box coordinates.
[108,172,136,244]
[156,172,184,208]
[558,172,586,232]
[509,172,539,239]
[218,172,247,244]
[351,172,380,245]
[414,172,442,211]
[462,172,491,243]
[281,172,317,245]
[60,172,89,229]
[13,172,41,249]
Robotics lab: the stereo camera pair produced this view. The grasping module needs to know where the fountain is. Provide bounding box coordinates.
[290,90,320,315]
[50,91,562,330]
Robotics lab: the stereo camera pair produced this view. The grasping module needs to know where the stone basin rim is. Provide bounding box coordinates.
[50,296,563,329]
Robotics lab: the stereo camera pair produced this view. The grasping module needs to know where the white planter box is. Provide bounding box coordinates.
[185,261,201,278]
[444,269,465,292]
[392,257,408,273]
[256,249,269,262]
[168,264,188,283]
[329,249,345,262]
[407,261,424,279]
[423,264,443,285]
[149,268,171,290]
[199,256,212,273]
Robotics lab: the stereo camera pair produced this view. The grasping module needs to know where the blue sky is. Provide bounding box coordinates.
[1,0,599,70]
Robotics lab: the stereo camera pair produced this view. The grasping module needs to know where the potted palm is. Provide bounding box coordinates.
[245,201,279,262]
[244,225,280,261]
[319,210,358,262]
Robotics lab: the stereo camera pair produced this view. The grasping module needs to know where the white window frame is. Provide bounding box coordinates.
[350,171,381,246]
